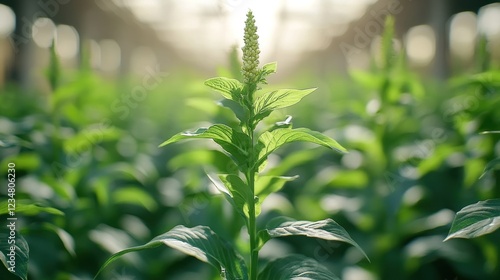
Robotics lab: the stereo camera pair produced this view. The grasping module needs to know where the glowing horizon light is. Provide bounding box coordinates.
[112,0,379,69]
[406,25,436,67]
[0,4,15,37]
[449,12,477,62]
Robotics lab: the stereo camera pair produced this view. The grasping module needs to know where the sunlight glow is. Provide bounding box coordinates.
[449,12,477,61]
[406,25,436,67]
[110,0,379,68]
[478,3,500,37]
[0,4,15,37]
[32,18,56,48]
[55,25,79,59]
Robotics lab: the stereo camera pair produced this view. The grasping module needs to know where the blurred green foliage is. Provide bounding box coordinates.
[1,19,500,280]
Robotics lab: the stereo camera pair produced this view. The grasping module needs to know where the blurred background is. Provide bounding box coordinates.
[0,0,500,280]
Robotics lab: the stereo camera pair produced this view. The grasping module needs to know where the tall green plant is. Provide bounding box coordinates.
[96,11,367,280]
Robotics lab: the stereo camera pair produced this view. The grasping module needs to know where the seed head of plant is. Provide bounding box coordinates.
[242,10,260,85]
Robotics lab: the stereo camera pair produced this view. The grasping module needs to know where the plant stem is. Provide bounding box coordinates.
[247,169,258,280]
[245,92,258,280]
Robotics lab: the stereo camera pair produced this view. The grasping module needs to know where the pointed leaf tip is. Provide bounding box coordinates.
[259,218,368,261]
[445,199,500,241]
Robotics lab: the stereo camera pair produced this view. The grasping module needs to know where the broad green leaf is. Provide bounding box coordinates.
[445,199,500,241]
[253,88,316,122]
[207,173,244,221]
[216,174,253,221]
[218,99,248,123]
[159,124,250,168]
[0,200,64,216]
[205,77,244,101]
[256,128,347,169]
[258,254,340,280]
[0,229,29,280]
[95,225,248,280]
[258,217,368,260]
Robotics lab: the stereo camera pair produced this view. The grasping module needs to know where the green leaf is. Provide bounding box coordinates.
[253,88,316,122]
[95,225,248,280]
[258,254,340,280]
[205,77,244,101]
[0,200,64,216]
[445,199,500,241]
[480,158,500,178]
[159,124,250,168]
[258,217,368,260]
[0,229,29,280]
[215,174,253,221]
[256,128,347,169]
[112,187,158,212]
[218,99,248,123]
[261,62,277,76]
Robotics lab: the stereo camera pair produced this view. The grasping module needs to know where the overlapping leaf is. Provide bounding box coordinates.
[255,128,347,169]
[96,225,248,280]
[258,254,340,280]
[253,88,316,122]
[445,199,500,241]
[258,218,368,260]
[205,77,244,101]
[159,124,250,168]
[215,174,253,221]
[261,62,277,76]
